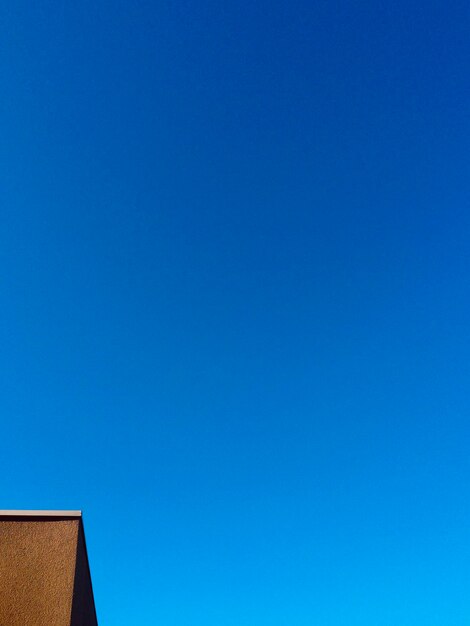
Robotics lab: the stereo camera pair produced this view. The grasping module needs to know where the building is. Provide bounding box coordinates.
[0,510,98,626]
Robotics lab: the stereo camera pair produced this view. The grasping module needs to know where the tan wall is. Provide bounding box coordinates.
[0,518,97,626]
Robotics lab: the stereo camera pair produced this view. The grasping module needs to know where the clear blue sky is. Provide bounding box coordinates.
[1,1,469,624]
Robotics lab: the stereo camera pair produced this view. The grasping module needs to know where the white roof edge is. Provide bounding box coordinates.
[0,510,82,517]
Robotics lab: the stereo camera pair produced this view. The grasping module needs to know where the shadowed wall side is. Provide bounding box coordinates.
[70,520,98,626]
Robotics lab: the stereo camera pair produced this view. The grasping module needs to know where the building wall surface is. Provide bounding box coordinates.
[0,516,97,626]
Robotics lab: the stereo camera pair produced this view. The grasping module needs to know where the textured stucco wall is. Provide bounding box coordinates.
[0,519,79,626]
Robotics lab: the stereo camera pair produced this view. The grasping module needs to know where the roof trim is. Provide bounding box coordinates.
[0,510,82,517]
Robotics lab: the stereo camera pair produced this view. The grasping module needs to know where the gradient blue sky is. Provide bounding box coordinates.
[1,1,470,624]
